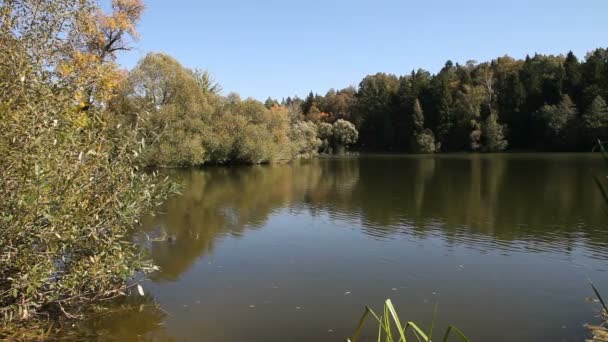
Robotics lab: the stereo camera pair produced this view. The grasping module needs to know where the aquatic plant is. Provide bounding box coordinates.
[586,140,608,342]
[348,299,468,342]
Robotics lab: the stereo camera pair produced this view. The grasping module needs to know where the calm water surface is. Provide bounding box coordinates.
[97,154,608,341]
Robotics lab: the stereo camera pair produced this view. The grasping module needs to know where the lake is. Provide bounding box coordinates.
[92,154,608,341]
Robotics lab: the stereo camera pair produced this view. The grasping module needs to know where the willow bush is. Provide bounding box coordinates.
[115,53,355,167]
[0,0,172,331]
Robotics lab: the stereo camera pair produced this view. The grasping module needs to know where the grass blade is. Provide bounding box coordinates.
[385,303,393,342]
[348,299,468,342]
[404,322,429,342]
[590,279,608,313]
[442,325,470,342]
[429,300,439,340]
[349,306,371,342]
[594,176,608,207]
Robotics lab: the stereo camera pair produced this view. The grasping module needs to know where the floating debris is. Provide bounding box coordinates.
[249,305,255,309]
[137,284,145,296]
[344,291,351,295]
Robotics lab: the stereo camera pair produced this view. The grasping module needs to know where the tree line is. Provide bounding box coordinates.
[111,53,359,168]
[267,49,608,153]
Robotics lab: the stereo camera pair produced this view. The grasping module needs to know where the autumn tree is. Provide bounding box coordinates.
[58,0,145,109]
[0,0,171,331]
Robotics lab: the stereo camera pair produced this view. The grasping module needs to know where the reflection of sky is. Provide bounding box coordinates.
[128,154,608,342]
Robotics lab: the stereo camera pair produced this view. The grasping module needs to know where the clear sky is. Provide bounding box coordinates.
[118,0,608,101]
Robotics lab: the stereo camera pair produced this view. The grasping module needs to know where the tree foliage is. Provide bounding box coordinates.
[0,0,171,329]
[332,119,359,153]
[482,113,508,152]
[292,48,608,152]
[114,55,328,166]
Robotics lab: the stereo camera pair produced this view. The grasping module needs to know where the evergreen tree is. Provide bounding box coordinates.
[302,91,315,114]
[264,97,279,109]
[563,51,582,98]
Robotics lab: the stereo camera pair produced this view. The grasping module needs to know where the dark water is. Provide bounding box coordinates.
[95,154,608,341]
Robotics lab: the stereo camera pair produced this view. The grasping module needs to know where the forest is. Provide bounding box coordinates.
[119,47,608,164]
[271,49,608,153]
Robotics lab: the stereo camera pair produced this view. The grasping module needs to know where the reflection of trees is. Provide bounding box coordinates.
[139,154,607,282]
[139,162,326,281]
[333,155,605,244]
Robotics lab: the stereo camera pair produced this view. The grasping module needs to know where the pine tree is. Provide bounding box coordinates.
[564,51,582,97]
[302,91,315,114]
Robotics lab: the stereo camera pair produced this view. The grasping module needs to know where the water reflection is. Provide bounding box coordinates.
[140,154,606,280]
[84,154,608,342]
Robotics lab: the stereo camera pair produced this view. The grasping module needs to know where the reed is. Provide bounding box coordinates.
[347,299,468,342]
[587,140,608,342]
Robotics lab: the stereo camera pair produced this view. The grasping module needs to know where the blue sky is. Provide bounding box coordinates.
[118,0,607,101]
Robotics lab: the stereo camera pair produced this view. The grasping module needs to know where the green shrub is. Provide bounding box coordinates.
[290,121,322,158]
[332,119,359,153]
[414,129,437,153]
[0,0,172,328]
